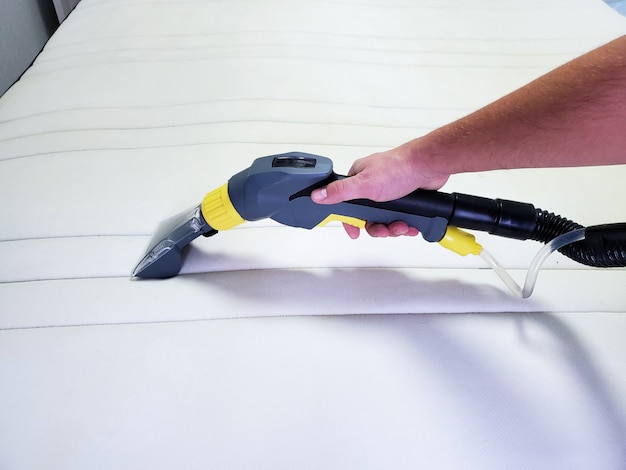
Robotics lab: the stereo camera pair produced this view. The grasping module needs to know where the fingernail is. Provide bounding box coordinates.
[312,188,327,202]
[392,226,408,236]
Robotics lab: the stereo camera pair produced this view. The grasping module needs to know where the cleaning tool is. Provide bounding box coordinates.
[132,152,626,296]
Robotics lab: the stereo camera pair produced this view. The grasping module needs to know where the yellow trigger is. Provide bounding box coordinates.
[317,214,367,229]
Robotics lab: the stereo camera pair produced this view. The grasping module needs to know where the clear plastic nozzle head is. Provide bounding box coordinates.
[132,205,216,279]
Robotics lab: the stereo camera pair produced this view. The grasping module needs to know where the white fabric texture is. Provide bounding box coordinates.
[1,1,626,468]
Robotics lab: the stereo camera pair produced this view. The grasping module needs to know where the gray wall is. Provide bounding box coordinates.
[0,0,59,97]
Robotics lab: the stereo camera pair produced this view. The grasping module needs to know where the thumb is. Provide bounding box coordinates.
[311,175,364,205]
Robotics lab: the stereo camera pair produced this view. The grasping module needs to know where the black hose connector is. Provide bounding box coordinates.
[530,210,626,267]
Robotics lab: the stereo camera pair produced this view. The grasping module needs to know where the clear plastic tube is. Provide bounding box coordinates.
[479,228,587,298]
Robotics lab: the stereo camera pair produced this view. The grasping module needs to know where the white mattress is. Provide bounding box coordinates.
[1,0,625,468]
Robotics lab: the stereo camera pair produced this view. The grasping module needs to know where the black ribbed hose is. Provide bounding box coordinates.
[530,210,626,267]
[321,183,626,268]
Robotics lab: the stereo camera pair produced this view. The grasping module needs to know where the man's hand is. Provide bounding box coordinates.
[311,142,450,238]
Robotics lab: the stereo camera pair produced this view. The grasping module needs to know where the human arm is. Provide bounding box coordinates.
[311,35,626,239]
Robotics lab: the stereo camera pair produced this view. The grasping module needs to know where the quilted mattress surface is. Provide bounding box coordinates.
[1,0,625,468]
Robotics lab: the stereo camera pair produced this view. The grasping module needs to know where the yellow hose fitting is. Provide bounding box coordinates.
[438,226,482,256]
[201,183,244,230]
